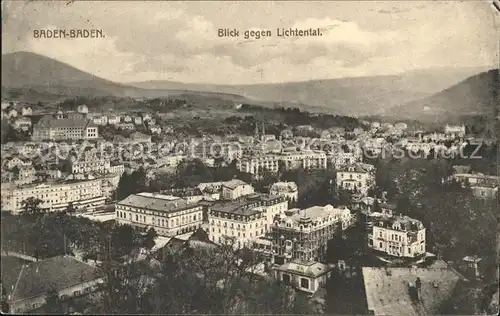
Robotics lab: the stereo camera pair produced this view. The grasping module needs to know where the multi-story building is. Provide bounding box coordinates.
[238,150,327,178]
[368,214,426,258]
[13,117,32,131]
[208,201,267,249]
[269,181,299,203]
[271,205,352,263]
[32,115,99,141]
[115,192,203,237]
[336,163,376,195]
[2,176,106,213]
[208,193,288,248]
[69,149,111,174]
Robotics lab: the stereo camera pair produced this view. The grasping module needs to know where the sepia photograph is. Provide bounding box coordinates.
[1,0,499,314]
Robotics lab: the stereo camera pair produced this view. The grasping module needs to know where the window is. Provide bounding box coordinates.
[379,242,382,248]
[300,278,310,289]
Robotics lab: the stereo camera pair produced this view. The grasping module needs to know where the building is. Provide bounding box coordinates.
[368,214,426,259]
[275,260,334,294]
[221,179,255,200]
[449,173,499,199]
[208,194,288,248]
[444,124,466,137]
[15,166,37,185]
[331,151,360,169]
[269,181,299,203]
[107,115,121,125]
[1,255,104,314]
[69,149,111,174]
[90,115,108,126]
[238,150,327,178]
[336,163,376,195]
[130,131,152,142]
[77,104,89,114]
[32,116,99,141]
[271,205,352,263]
[161,187,206,204]
[362,266,462,316]
[208,201,267,249]
[13,117,32,130]
[2,176,106,213]
[115,192,203,237]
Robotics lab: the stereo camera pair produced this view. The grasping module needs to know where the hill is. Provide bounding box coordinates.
[129,67,487,116]
[390,69,499,122]
[2,51,492,119]
[1,52,251,102]
[1,51,136,97]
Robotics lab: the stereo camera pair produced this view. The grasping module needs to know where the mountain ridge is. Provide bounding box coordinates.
[1,51,496,119]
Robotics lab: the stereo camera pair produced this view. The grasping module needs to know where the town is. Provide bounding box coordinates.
[1,98,498,315]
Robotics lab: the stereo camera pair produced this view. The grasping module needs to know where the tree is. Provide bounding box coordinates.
[66,202,76,214]
[21,197,44,217]
[143,228,157,249]
[45,288,64,314]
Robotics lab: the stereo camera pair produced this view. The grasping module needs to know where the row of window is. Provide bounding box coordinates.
[212,227,263,238]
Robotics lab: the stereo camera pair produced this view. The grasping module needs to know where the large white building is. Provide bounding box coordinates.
[32,115,99,141]
[336,163,376,195]
[1,176,106,213]
[368,214,426,258]
[115,192,203,237]
[271,205,352,263]
[208,194,288,248]
[238,150,327,178]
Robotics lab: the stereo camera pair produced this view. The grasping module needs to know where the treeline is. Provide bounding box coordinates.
[1,200,157,261]
[240,103,363,131]
[115,160,345,210]
[147,98,188,112]
[88,242,314,314]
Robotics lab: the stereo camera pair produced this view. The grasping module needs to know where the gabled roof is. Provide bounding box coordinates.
[277,260,333,278]
[4,256,102,303]
[222,179,248,189]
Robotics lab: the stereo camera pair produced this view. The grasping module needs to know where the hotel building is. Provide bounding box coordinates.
[208,193,288,248]
[115,192,203,237]
[271,205,352,263]
[238,150,327,178]
[32,115,99,141]
[2,177,106,213]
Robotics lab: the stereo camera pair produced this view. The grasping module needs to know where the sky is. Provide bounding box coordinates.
[2,0,498,84]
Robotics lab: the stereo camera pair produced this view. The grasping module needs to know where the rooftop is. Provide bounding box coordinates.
[34,115,96,129]
[222,179,249,189]
[270,181,298,192]
[277,260,333,278]
[118,193,194,213]
[373,214,425,231]
[3,256,102,303]
[362,267,461,316]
